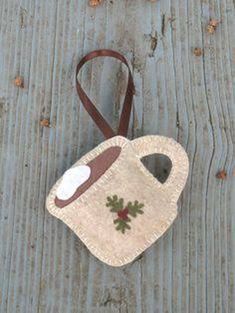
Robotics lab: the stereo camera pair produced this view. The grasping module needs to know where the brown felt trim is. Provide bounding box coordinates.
[55,146,122,208]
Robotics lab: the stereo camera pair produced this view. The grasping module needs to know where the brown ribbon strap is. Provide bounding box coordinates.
[76,49,135,139]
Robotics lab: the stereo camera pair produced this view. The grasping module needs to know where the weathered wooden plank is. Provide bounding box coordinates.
[0,0,234,312]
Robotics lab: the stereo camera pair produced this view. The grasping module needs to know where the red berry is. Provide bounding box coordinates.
[118,208,129,220]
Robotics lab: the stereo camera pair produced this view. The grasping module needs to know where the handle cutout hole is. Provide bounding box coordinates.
[141,154,172,184]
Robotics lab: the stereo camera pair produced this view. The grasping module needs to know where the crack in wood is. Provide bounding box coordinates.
[161,13,166,36]
[149,31,158,57]
[20,7,28,29]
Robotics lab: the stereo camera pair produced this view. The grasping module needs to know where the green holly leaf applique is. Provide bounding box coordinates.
[107,195,144,234]
[127,200,144,217]
[114,217,131,234]
[106,195,124,212]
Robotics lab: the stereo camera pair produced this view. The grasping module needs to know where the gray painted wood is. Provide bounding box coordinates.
[0,0,234,312]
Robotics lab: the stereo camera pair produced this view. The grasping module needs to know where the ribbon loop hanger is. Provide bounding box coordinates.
[76,49,135,139]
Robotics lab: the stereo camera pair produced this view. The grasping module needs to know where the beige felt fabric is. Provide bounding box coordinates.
[46,135,189,267]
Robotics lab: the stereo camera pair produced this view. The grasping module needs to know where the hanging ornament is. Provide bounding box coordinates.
[46,50,189,267]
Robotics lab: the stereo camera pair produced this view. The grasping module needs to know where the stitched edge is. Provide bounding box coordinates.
[46,135,189,267]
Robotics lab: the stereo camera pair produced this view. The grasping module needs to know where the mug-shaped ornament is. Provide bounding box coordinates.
[46,50,189,267]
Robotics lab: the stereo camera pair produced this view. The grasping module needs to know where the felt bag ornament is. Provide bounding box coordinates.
[46,50,189,267]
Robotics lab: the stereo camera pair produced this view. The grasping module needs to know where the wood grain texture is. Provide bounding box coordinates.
[0,0,234,312]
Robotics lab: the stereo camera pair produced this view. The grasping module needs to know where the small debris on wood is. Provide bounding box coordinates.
[40,118,51,128]
[14,76,24,88]
[207,19,220,34]
[209,19,220,28]
[193,47,203,56]
[207,25,215,34]
[216,170,227,180]
[89,0,102,6]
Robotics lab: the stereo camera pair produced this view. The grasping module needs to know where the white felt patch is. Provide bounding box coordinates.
[56,165,91,200]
